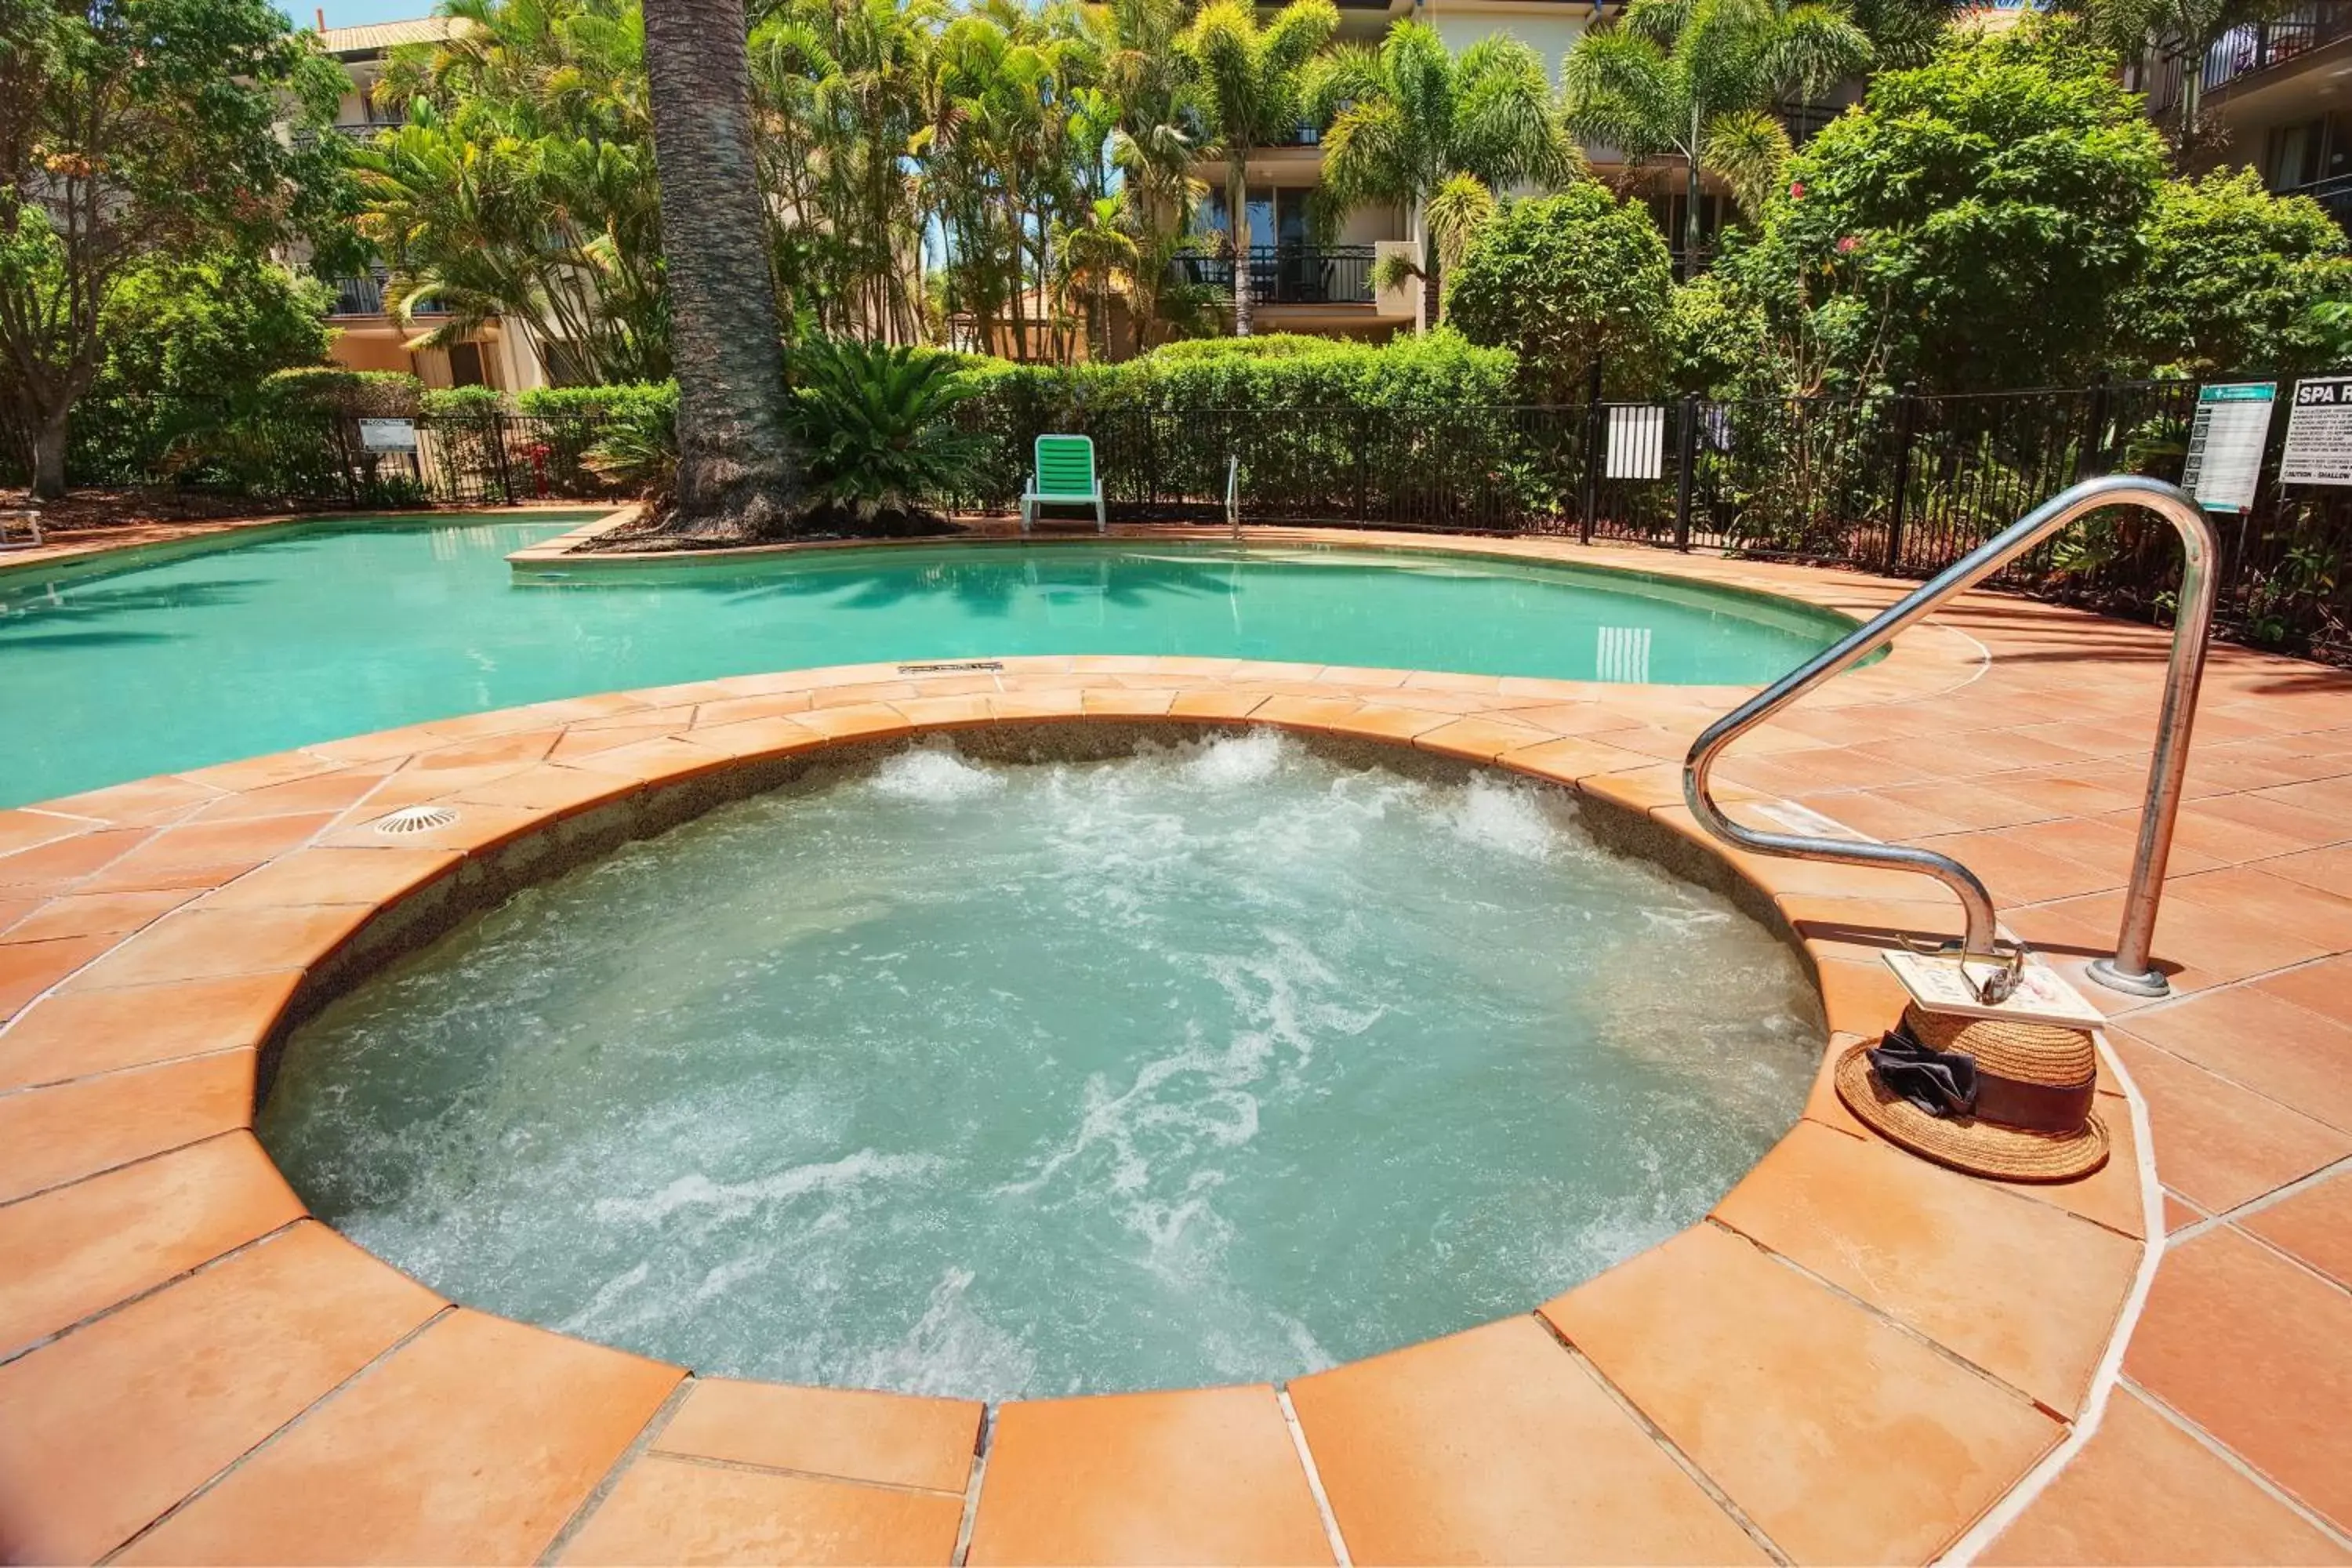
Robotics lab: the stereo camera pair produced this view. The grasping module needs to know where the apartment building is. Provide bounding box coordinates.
[1169,0,1747,343]
[310,16,557,391]
[2128,1,2352,234]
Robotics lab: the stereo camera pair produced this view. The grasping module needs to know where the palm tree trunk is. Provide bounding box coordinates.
[643,0,800,539]
[1683,107,1704,284]
[1229,155,1253,337]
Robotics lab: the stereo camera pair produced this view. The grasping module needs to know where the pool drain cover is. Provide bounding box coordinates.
[373,805,459,836]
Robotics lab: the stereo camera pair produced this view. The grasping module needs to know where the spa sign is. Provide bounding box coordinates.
[358,418,419,453]
[2180,382,2274,513]
[2281,376,2352,488]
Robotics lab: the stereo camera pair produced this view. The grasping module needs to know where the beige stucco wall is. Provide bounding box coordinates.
[1422,1,1593,82]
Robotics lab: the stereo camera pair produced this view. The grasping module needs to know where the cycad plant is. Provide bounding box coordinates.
[1178,0,1341,336]
[1305,22,1577,326]
[789,338,988,524]
[1563,0,1872,279]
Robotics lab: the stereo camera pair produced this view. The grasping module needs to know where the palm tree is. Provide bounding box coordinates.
[1563,0,1871,281]
[642,0,800,538]
[1178,0,1340,336]
[2056,0,2289,167]
[1305,21,1576,328]
[1054,194,1142,356]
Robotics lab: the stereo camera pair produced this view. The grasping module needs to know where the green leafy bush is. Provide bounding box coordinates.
[259,368,425,419]
[421,385,507,419]
[1727,16,2165,394]
[583,386,681,501]
[790,338,986,524]
[1446,185,1674,401]
[2112,169,2352,378]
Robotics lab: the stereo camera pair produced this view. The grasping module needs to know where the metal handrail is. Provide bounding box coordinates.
[1682,474,2219,998]
[1225,453,1241,540]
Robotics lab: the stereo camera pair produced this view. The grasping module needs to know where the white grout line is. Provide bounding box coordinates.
[949,1405,994,1568]
[1275,1385,1352,1568]
[1935,1034,2167,1566]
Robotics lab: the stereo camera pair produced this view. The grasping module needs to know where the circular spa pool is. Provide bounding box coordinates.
[260,731,1823,1401]
[0,517,1855,806]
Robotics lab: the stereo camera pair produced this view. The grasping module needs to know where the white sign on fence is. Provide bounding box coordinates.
[1605,405,1667,481]
[2281,376,2352,487]
[358,418,419,453]
[2180,382,2274,513]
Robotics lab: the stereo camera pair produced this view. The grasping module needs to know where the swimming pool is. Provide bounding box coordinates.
[260,733,1821,1399]
[0,515,1852,808]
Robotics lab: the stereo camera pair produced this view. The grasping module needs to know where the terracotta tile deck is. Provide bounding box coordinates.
[2,528,2350,1563]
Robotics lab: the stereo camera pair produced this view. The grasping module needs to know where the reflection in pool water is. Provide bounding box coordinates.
[0,517,1853,805]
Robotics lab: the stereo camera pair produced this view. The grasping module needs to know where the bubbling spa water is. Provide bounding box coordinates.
[261,733,1822,1399]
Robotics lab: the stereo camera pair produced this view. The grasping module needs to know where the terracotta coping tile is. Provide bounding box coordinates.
[62,905,374,992]
[0,1222,444,1565]
[546,735,734,786]
[1810,956,1915,1038]
[0,827,155,894]
[76,815,339,895]
[1542,1224,2063,1565]
[691,692,819,728]
[1905,829,2125,907]
[2105,1036,2352,1214]
[0,934,118,1019]
[1163,689,1269,721]
[2114,986,2352,1138]
[0,1132,304,1359]
[1074,687,1177,717]
[792,702,925,742]
[2184,791,2352,853]
[174,752,348,794]
[2126,1227,2352,1532]
[1,889,197,943]
[891,693,1000,729]
[314,802,547,857]
[967,1385,1334,1566]
[1711,1120,2140,1414]
[1250,695,1373,734]
[0,971,299,1094]
[441,764,643,815]
[547,724,690,761]
[11,779,220,829]
[1408,716,1556,763]
[1287,1316,1766,1565]
[688,715,835,762]
[653,1378,981,1494]
[187,770,393,823]
[0,1051,255,1204]
[114,1310,683,1567]
[557,1455,966,1567]
[191,846,461,913]
[2240,1171,2352,1290]
[1980,1387,2351,1567]
[0,811,110,857]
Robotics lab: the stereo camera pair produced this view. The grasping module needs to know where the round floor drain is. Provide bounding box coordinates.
[373,805,459,836]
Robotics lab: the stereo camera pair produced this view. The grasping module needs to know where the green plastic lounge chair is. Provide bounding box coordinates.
[1022,434,1105,535]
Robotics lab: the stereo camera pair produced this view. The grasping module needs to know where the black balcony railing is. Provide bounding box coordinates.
[1170,245,1379,306]
[2285,172,2352,234]
[328,270,446,318]
[2138,1,2352,112]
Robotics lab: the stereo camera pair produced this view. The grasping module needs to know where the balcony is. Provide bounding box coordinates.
[328,269,446,318]
[2284,172,2352,235]
[1169,245,1377,306]
[2138,1,2352,113]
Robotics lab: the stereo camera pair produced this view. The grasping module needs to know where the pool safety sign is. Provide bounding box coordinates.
[358,418,419,453]
[2281,376,2352,487]
[2180,382,2275,512]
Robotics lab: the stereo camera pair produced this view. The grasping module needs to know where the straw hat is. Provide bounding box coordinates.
[1835,1004,2108,1183]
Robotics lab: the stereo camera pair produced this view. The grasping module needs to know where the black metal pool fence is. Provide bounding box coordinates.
[25,368,2352,657]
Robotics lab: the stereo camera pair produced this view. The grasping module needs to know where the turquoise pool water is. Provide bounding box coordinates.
[0,515,1849,808]
[261,735,1821,1398]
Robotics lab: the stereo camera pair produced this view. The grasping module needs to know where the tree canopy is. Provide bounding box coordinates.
[0,0,355,494]
[1446,185,1675,399]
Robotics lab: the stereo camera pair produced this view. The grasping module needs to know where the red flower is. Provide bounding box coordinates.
[1789,180,1806,200]
[1836,235,1858,254]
